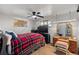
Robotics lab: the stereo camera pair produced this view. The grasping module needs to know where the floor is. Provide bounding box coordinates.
[31,44,56,55]
[31,44,75,55]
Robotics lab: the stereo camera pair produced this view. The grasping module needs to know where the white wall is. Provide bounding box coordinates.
[1,11,78,47]
[0,15,33,34]
[34,11,79,45]
[49,11,79,45]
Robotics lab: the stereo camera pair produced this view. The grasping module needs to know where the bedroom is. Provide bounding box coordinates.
[0,4,79,55]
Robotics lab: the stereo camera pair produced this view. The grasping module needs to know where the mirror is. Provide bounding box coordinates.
[57,22,73,37]
[66,23,73,37]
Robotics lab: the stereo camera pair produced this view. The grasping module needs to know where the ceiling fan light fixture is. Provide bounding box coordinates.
[32,15,37,18]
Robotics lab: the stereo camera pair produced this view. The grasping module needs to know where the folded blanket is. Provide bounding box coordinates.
[55,41,69,49]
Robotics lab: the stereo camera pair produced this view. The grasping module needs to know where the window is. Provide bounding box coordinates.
[44,21,48,25]
[39,20,52,27]
[40,22,44,25]
[48,21,52,27]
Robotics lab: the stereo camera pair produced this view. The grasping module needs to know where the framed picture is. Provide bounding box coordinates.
[14,19,27,27]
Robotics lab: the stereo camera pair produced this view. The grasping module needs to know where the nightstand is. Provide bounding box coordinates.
[68,39,77,54]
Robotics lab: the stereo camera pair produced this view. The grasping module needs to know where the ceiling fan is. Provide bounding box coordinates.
[27,11,44,19]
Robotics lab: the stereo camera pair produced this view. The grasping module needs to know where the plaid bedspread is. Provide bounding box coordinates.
[11,33,45,55]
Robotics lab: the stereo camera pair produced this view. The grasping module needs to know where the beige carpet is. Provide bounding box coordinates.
[31,44,56,55]
[31,44,75,55]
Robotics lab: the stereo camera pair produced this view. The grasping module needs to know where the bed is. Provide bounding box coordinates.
[0,33,45,55]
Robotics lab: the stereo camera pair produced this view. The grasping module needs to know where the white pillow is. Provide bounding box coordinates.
[4,33,12,54]
[5,33,12,45]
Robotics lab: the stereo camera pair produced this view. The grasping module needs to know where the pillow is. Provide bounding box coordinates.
[5,31,17,39]
[4,33,12,54]
[5,33,12,45]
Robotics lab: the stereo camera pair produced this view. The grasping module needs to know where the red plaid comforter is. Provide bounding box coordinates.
[11,33,45,55]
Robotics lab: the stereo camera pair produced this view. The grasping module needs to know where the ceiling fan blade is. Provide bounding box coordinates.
[37,12,40,14]
[36,15,44,18]
[32,12,36,15]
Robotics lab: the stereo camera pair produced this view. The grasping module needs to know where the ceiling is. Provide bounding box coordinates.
[0,4,78,18]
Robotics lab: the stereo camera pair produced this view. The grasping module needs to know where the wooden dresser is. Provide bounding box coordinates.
[53,36,77,54]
